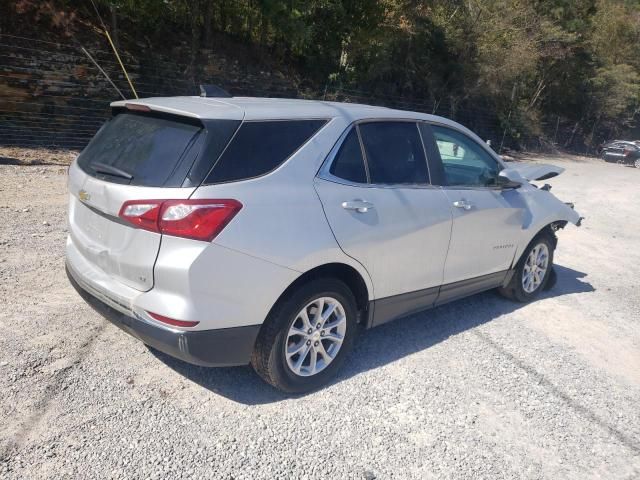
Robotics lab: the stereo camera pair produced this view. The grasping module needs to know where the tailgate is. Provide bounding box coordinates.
[66,107,241,292]
[68,163,194,291]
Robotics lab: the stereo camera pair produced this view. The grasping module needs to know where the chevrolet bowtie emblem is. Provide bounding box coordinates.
[78,190,91,202]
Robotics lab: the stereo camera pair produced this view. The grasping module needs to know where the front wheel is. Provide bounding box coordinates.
[498,234,555,302]
[251,278,357,393]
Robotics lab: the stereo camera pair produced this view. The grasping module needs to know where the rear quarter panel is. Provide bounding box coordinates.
[191,116,375,299]
[137,237,300,329]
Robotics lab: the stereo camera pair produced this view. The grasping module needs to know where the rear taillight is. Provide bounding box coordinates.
[159,200,242,241]
[119,200,163,232]
[118,199,242,241]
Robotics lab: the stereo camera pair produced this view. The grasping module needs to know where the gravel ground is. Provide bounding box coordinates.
[0,155,639,479]
[0,146,79,166]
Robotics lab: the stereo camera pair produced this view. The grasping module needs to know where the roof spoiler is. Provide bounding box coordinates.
[199,84,232,98]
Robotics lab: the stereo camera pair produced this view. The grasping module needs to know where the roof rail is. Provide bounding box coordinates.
[199,84,232,98]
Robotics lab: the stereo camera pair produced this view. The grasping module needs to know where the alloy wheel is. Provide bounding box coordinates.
[522,243,549,293]
[285,297,347,377]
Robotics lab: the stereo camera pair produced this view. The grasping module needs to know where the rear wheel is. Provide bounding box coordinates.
[498,233,555,302]
[634,157,640,169]
[251,278,357,393]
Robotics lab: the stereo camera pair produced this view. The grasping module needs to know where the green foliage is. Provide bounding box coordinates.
[591,65,640,123]
[88,0,640,148]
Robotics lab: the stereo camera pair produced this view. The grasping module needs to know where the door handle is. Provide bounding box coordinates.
[453,200,473,211]
[342,200,375,213]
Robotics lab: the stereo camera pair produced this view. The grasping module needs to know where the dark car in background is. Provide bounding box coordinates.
[600,140,640,168]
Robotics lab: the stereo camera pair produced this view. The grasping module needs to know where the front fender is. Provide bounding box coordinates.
[511,186,582,264]
[533,193,582,228]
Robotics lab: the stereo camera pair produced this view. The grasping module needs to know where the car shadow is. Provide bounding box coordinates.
[0,156,68,166]
[149,264,594,405]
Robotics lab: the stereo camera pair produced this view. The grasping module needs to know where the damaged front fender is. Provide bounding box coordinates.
[502,161,583,228]
[507,185,583,266]
[526,189,583,229]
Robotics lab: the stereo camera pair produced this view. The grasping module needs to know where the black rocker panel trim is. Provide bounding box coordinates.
[369,270,509,328]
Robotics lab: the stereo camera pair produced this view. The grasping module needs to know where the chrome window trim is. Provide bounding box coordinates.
[354,123,371,183]
[439,185,504,192]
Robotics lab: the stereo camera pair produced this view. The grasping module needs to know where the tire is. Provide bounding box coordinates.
[498,232,555,302]
[543,265,557,291]
[634,157,640,169]
[251,278,358,393]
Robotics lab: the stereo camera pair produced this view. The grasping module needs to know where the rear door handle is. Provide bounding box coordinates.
[342,200,375,213]
[453,200,473,211]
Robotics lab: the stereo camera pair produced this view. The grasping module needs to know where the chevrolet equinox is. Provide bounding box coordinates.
[66,95,581,392]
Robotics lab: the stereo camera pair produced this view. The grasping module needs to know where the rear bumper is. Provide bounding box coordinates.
[66,265,260,367]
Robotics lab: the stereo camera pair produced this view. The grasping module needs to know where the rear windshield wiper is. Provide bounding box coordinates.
[91,162,133,180]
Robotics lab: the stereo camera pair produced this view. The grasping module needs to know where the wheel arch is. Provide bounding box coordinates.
[512,222,561,270]
[500,222,560,300]
[267,262,371,326]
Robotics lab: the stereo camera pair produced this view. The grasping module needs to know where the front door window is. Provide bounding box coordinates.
[431,125,500,187]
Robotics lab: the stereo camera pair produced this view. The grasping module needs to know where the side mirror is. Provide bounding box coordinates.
[497,168,524,189]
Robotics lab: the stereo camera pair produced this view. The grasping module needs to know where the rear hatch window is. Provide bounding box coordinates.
[77,112,237,187]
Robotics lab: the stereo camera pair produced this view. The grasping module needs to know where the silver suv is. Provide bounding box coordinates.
[66,95,581,392]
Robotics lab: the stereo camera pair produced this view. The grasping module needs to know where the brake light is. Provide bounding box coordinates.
[118,199,242,241]
[146,311,199,328]
[119,200,163,232]
[125,103,152,112]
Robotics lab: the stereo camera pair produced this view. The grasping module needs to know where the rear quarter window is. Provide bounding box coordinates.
[205,120,327,184]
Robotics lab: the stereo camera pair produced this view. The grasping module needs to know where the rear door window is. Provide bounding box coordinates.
[329,129,368,183]
[205,120,327,184]
[78,113,204,187]
[358,122,429,185]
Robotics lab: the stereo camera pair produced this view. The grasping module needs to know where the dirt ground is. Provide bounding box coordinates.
[0,152,639,479]
[0,146,79,166]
